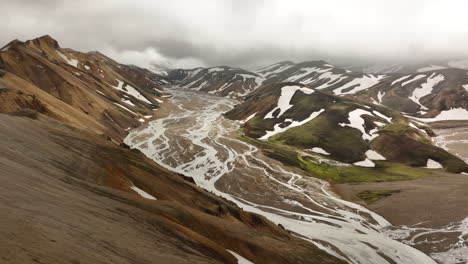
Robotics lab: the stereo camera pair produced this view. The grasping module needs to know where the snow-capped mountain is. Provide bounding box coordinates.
[354,68,468,119]
[225,82,467,172]
[168,66,264,98]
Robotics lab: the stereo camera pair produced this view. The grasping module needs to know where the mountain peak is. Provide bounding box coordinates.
[0,39,25,51]
[26,35,60,49]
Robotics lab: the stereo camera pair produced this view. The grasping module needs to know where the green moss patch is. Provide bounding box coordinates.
[242,136,435,184]
[356,190,400,204]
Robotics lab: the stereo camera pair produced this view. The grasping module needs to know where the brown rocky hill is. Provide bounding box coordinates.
[0,35,166,142]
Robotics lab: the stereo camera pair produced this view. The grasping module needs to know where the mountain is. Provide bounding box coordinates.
[169,60,468,121]
[0,35,167,142]
[168,66,264,98]
[225,82,468,173]
[354,68,468,118]
[340,59,468,74]
[0,36,345,264]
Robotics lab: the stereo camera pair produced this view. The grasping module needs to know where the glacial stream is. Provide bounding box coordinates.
[124,88,439,264]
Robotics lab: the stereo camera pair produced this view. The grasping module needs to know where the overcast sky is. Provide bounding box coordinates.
[2,0,468,69]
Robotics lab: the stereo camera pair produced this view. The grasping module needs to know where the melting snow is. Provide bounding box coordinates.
[373,110,392,123]
[366,150,386,160]
[112,80,152,104]
[56,51,78,67]
[208,67,225,72]
[264,85,315,119]
[463,84,468,92]
[257,63,294,77]
[309,147,330,155]
[391,75,411,86]
[113,103,138,115]
[401,74,426,86]
[84,65,91,70]
[122,98,135,106]
[130,184,157,200]
[377,91,385,104]
[425,159,443,169]
[354,158,375,167]
[313,71,345,89]
[286,67,330,82]
[239,113,257,124]
[260,109,325,140]
[416,108,468,122]
[374,121,386,127]
[333,74,385,95]
[409,73,445,110]
[340,109,379,140]
[226,250,253,264]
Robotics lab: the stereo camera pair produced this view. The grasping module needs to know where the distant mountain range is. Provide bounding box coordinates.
[159,60,468,121]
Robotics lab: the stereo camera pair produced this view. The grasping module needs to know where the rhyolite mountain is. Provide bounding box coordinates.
[0,35,169,142]
[0,36,345,264]
[225,82,468,173]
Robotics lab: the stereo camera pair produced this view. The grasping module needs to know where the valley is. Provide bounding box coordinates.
[125,87,467,264]
[2,34,468,264]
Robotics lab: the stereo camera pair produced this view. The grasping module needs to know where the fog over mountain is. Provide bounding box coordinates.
[3,0,468,69]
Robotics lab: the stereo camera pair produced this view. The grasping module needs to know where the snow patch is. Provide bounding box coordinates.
[226,250,253,264]
[373,110,392,123]
[264,85,315,119]
[286,67,330,82]
[354,158,375,167]
[409,73,445,110]
[416,108,468,122]
[463,84,468,92]
[340,109,378,140]
[309,147,330,155]
[56,51,78,67]
[112,80,152,104]
[366,150,386,160]
[130,184,157,200]
[391,75,411,86]
[113,103,138,115]
[333,74,385,95]
[425,159,443,169]
[401,74,426,86]
[239,113,257,124]
[260,109,325,140]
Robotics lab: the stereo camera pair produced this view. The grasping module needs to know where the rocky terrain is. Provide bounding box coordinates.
[0,35,167,142]
[2,34,468,264]
[0,36,346,264]
[168,60,468,120]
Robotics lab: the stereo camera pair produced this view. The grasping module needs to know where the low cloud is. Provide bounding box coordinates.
[2,0,468,69]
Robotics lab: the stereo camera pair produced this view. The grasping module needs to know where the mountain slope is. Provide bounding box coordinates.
[168,66,264,98]
[170,60,468,121]
[354,68,468,118]
[0,35,166,142]
[226,82,468,173]
[0,111,343,264]
[0,36,345,264]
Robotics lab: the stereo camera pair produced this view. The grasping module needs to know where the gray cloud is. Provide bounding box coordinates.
[2,0,468,69]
